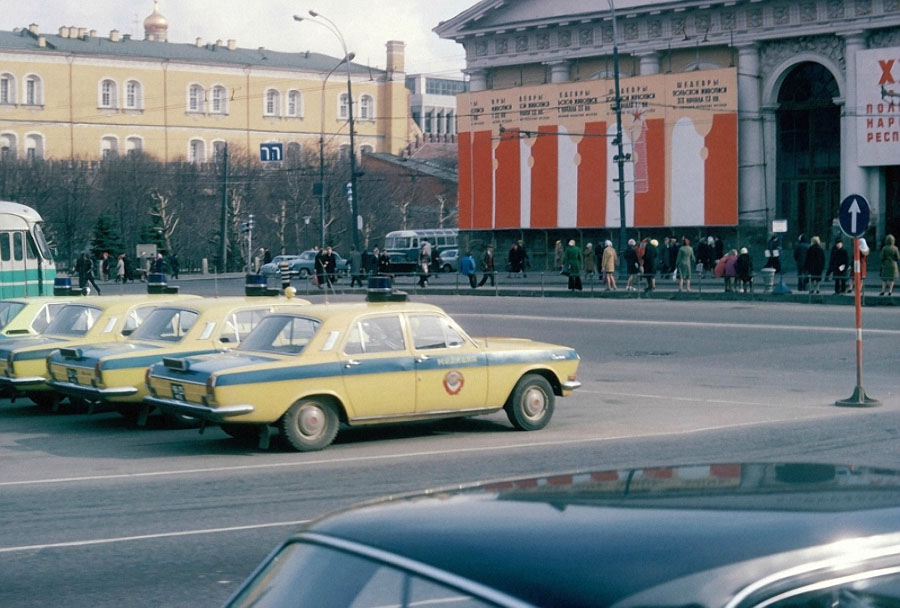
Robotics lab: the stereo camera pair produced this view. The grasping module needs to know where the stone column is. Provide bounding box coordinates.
[737,43,767,226]
[466,69,487,92]
[547,60,571,83]
[841,32,868,202]
[636,51,660,75]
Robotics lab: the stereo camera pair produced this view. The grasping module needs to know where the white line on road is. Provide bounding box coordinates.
[0,519,310,554]
[580,388,819,409]
[456,313,900,335]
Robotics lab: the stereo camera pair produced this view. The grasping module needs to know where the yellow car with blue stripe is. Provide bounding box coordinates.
[0,294,198,408]
[0,297,75,337]
[145,300,581,451]
[46,296,309,425]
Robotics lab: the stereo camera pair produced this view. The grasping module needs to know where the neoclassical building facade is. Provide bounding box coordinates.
[436,0,900,244]
[0,3,413,163]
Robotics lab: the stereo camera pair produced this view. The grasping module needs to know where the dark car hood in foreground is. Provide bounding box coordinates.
[301,463,900,607]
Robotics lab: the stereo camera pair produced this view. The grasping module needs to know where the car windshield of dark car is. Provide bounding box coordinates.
[0,301,25,330]
[44,304,103,336]
[130,308,199,342]
[238,315,321,355]
[226,541,497,608]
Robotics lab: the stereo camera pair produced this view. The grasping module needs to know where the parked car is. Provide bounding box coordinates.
[288,250,350,278]
[260,255,302,278]
[145,293,581,451]
[224,462,900,607]
[0,297,74,337]
[438,248,459,273]
[46,296,309,425]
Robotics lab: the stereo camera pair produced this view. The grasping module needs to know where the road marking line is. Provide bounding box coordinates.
[0,520,310,554]
[0,413,848,489]
[579,388,820,408]
[457,314,900,335]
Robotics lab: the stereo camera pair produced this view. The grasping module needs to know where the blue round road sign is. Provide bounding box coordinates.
[838,194,870,238]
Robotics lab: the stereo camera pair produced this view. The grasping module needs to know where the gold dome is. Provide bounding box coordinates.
[143,1,168,41]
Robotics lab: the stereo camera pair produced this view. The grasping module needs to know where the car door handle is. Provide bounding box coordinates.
[415,355,431,363]
[344,359,361,368]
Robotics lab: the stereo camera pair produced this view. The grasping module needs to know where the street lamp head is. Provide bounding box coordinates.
[308,9,318,17]
[345,51,355,62]
[292,15,303,22]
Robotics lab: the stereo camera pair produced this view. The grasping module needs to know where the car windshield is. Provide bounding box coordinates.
[44,304,102,336]
[0,301,26,330]
[238,315,321,355]
[129,307,199,342]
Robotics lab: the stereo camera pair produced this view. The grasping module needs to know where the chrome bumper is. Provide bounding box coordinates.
[144,396,254,423]
[1,375,48,387]
[48,380,139,400]
[561,379,582,391]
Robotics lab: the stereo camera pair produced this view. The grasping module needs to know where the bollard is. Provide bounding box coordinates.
[761,268,777,293]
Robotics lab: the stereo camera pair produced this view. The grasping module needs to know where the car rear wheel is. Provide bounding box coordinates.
[279,398,339,451]
[505,374,554,431]
[442,264,452,273]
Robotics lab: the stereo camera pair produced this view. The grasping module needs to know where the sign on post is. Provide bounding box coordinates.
[838,194,870,238]
[259,143,283,163]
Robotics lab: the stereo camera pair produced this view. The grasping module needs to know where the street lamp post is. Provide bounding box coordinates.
[608,0,629,277]
[294,11,360,253]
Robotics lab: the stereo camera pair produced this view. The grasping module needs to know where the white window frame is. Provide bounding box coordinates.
[125,136,143,156]
[23,74,42,106]
[188,138,206,163]
[359,94,374,120]
[287,90,302,117]
[24,132,44,160]
[100,135,119,160]
[188,84,205,113]
[211,139,226,162]
[338,93,350,120]
[99,79,118,109]
[210,85,228,114]
[0,73,15,105]
[264,89,280,117]
[0,132,17,159]
[124,79,143,110]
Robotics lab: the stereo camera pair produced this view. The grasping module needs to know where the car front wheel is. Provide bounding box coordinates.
[298,268,310,278]
[442,264,452,273]
[505,374,554,431]
[279,398,339,451]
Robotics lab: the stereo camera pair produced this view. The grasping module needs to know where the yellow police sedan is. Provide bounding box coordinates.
[0,294,198,408]
[145,300,581,451]
[46,296,309,425]
[0,296,75,337]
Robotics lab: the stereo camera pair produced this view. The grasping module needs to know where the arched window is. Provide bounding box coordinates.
[100,136,119,159]
[338,93,350,120]
[24,75,42,106]
[212,140,226,162]
[265,89,280,116]
[125,136,143,156]
[24,134,44,160]
[211,86,227,114]
[338,144,351,161]
[359,144,373,155]
[359,95,374,120]
[125,80,142,110]
[287,90,302,117]
[286,142,301,160]
[188,84,204,113]
[189,138,206,163]
[0,133,18,159]
[0,73,16,105]
[100,79,117,108]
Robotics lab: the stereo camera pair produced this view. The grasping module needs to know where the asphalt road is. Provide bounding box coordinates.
[0,289,897,607]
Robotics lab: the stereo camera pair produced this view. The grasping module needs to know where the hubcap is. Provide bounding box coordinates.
[523,387,546,419]
[298,404,324,437]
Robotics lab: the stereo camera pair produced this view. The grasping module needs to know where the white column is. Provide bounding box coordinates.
[737,43,767,226]
[636,52,660,76]
[547,60,571,83]
[466,69,487,92]
[841,32,868,201]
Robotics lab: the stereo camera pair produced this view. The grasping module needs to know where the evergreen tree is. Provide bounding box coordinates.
[90,214,124,259]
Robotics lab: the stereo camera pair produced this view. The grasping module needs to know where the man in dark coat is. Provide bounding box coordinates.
[804,236,827,294]
[793,234,810,291]
[827,240,850,294]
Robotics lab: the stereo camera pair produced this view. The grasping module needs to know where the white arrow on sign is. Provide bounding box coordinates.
[848,199,861,235]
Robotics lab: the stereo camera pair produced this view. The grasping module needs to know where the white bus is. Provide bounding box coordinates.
[382,228,458,272]
[0,201,57,297]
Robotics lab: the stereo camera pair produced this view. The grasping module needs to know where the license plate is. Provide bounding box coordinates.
[67,368,78,385]
[170,383,185,401]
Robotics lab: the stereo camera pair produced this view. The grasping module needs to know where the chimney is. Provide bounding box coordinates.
[123,33,131,41]
[29,23,39,34]
[216,39,223,47]
[89,29,97,38]
[386,40,406,78]
[59,27,69,38]
[227,39,236,51]
[110,29,120,42]
[78,27,87,39]
[38,36,46,47]
[196,37,203,47]
[67,26,76,38]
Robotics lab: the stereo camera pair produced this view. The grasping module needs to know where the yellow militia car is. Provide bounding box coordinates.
[0,296,75,337]
[46,296,310,425]
[145,301,581,451]
[0,294,199,408]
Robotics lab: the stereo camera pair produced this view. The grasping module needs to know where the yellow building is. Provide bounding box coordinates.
[0,4,413,162]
